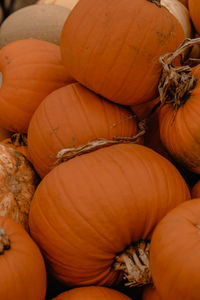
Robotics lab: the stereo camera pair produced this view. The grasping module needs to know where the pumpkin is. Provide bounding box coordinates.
[161,0,192,39]
[53,286,131,300]
[191,180,200,198]
[0,216,46,299]
[2,133,29,160]
[60,0,184,106]
[37,0,79,10]
[29,143,190,287]
[0,143,39,230]
[28,83,138,178]
[188,0,200,34]
[158,47,200,174]
[0,126,11,141]
[0,4,71,48]
[143,285,161,300]
[150,199,200,300]
[0,39,74,133]
[178,0,188,7]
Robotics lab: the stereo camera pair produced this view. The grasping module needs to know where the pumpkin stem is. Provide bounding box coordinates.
[0,226,10,254]
[158,38,199,115]
[56,120,146,164]
[147,0,161,7]
[113,240,152,287]
[10,133,27,146]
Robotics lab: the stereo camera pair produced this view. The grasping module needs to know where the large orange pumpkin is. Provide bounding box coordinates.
[0,39,74,133]
[150,199,200,300]
[0,216,46,299]
[0,143,39,230]
[142,286,161,300]
[53,286,131,300]
[60,0,184,106]
[29,143,190,287]
[28,83,138,178]
[188,0,200,34]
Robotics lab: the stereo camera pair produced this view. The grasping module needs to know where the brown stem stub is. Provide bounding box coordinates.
[0,226,10,254]
[158,38,200,114]
[113,240,152,287]
[56,121,146,165]
[10,133,27,146]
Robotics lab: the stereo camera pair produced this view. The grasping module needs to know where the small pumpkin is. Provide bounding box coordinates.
[0,216,46,299]
[2,133,29,160]
[29,143,190,287]
[53,286,131,300]
[150,199,200,300]
[28,83,138,178]
[191,180,200,198]
[60,0,184,106]
[0,143,39,230]
[37,0,79,10]
[0,38,74,133]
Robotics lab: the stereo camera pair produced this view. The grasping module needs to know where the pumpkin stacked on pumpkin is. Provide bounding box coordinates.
[0,0,199,299]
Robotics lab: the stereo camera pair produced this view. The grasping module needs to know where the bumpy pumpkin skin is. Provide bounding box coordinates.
[191,180,200,198]
[0,216,46,299]
[142,286,161,300]
[159,64,200,174]
[53,286,131,300]
[0,39,74,133]
[60,0,184,106]
[150,199,200,300]
[28,83,138,178]
[29,144,190,287]
[0,143,39,230]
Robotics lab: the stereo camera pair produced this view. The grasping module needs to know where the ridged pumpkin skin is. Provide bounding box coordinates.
[0,144,39,230]
[29,144,190,287]
[28,83,137,178]
[150,199,200,300]
[0,216,46,299]
[188,0,200,34]
[159,65,200,174]
[191,181,200,198]
[60,0,184,106]
[0,39,74,133]
[142,286,161,300]
[53,286,131,300]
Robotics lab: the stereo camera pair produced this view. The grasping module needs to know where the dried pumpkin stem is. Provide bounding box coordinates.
[10,133,27,146]
[0,226,10,254]
[158,38,200,110]
[56,120,146,164]
[113,240,151,287]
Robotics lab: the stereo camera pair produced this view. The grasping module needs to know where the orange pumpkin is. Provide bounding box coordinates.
[0,126,11,141]
[143,286,161,300]
[28,83,138,178]
[159,62,200,174]
[0,216,46,299]
[191,180,200,198]
[60,0,184,106]
[29,143,190,287]
[2,133,29,160]
[188,0,200,34]
[53,286,131,300]
[0,143,39,230]
[150,199,200,300]
[0,39,74,133]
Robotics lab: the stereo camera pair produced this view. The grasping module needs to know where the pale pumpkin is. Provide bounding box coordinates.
[29,143,190,287]
[28,83,138,178]
[0,39,74,133]
[0,216,46,299]
[60,0,184,106]
[37,0,79,10]
[0,143,39,230]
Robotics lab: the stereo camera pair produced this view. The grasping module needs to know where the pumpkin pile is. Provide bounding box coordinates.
[0,0,199,299]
